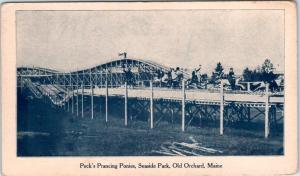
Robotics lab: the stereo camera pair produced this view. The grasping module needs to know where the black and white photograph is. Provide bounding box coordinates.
[16,7,286,157]
[1,2,298,175]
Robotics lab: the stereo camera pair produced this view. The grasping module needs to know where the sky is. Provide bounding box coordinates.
[16,10,284,74]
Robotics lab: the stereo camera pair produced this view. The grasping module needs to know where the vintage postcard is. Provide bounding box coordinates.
[1,1,297,175]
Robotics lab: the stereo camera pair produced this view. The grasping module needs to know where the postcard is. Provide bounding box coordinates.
[1,1,297,175]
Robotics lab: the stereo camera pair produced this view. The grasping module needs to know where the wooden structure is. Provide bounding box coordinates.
[17,58,284,138]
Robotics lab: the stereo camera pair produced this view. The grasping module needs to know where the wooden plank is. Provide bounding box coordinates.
[82,87,283,106]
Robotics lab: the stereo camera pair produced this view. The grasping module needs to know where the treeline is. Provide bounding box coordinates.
[205,59,280,84]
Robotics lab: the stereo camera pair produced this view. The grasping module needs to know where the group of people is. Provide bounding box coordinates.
[153,67,184,88]
[122,63,239,90]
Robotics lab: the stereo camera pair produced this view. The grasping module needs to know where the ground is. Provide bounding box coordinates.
[17,91,283,156]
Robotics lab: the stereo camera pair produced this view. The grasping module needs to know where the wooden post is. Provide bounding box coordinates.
[70,73,73,113]
[265,83,269,138]
[63,73,66,110]
[90,69,94,119]
[91,85,94,119]
[150,81,154,129]
[124,82,128,126]
[76,85,79,116]
[67,87,70,112]
[71,83,74,114]
[20,76,23,93]
[76,72,79,116]
[273,106,277,127]
[220,80,224,135]
[81,83,84,118]
[182,80,185,132]
[105,80,108,122]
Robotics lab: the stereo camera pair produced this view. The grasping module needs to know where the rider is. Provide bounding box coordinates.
[261,66,277,91]
[171,68,177,87]
[175,67,183,81]
[189,70,199,88]
[153,69,163,85]
[228,67,236,90]
[167,69,173,87]
[195,64,202,84]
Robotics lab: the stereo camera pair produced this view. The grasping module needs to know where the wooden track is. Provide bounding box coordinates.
[82,87,283,106]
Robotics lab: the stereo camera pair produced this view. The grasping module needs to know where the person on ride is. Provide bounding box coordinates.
[171,68,177,87]
[189,70,198,88]
[195,64,202,84]
[166,69,172,87]
[174,67,184,87]
[153,69,163,86]
[261,67,277,91]
[228,67,236,90]
[161,72,168,85]
[175,67,183,81]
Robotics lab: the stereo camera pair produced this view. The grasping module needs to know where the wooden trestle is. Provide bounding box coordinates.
[19,78,283,139]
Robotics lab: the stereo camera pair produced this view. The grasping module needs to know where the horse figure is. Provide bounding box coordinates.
[215,77,245,91]
[252,79,281,92]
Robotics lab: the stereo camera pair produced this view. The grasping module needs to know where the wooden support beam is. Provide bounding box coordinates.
[20,75,23,93]
[81,84,84,118]
[71,83,74,114]
[182,80,186,132]
[105,80,108,122]
[150,81,154,129]
[91,85,94,119]
[273,105,277,128]
[76,85,79,116]
[76,72,79,116]
[125,82,128,126]
[67,87,70,112]
[70,73,73,113]
[90,69,94,119]
[247,107,251,122]
[265,83,269,138]
[63,74,66,110]
[220,80,224,135]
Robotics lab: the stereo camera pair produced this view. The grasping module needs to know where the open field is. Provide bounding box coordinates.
[17,91,283,156]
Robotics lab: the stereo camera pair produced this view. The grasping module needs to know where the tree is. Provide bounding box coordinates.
[214,62,224,77]
[242,59,277,83]
[242,67,252,82]
[261,59,274,73]
[210,62,224,84]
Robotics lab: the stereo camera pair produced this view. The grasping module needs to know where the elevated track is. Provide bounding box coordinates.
[17,58,284,138]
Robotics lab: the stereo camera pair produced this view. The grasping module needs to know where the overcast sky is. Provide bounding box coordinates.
[16,10,284,74]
